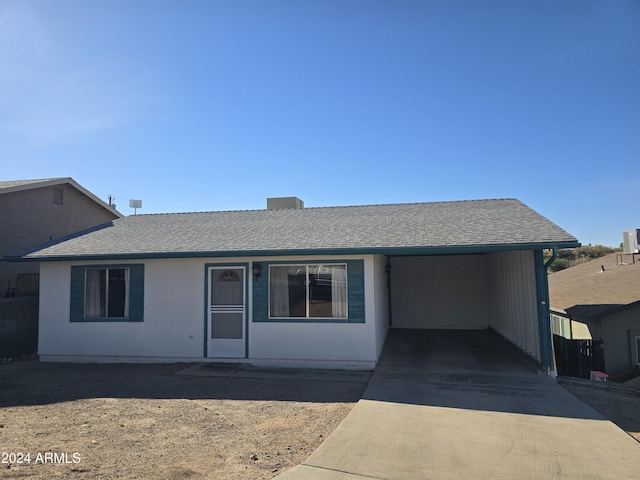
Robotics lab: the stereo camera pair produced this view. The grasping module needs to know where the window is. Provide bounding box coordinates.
[550,313,571,339]
[70,264,144,322]
[85,268,129,318]
[636,337,640,365]
[218,270,240,282]
[269,264,347,319]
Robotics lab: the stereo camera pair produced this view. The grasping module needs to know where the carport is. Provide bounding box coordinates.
[387,248,553,373]
[279,329,640,480]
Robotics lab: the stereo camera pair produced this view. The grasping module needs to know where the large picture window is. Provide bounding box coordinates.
[269,264,347,319]
[85,268,129,318]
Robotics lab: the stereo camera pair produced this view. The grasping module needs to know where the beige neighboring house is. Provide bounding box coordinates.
[0,178,122,296]
[549,252,640,378]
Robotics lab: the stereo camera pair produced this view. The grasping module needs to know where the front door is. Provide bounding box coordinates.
[208,266,246,358]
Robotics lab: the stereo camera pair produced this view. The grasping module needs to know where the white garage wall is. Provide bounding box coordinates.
[390,255,490,329]
[487,250,540,361]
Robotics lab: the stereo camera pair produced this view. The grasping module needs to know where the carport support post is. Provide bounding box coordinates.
[386,256,392,327]
[535,249,555,377]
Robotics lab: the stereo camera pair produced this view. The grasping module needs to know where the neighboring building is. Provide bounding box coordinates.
[6,197,578,373]
[549,252,640,378]
[0,178,121,295]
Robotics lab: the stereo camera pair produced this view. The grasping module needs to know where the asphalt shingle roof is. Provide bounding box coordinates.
[0,178,70,192]
[9,198,578,260]
[549,252,640,318]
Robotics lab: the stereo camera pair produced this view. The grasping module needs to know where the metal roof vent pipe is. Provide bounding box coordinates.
[267,197,304,210]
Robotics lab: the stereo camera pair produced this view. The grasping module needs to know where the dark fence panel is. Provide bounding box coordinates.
[553,334,604,378]
[0,296,38,357]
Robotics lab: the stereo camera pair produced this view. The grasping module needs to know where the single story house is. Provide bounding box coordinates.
[6,197,578,373]
[549,252,640,378]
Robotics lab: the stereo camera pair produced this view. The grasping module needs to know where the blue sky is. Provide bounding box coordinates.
[1,1,638,247]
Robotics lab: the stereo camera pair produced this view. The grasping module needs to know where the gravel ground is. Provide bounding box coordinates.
[0,358,366,479]
[558,378,640,443]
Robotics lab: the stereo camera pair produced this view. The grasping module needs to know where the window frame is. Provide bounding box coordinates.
[636,336,640,366]
[70,264,144,322]
[84,267,130,319]
[267,263,348,320]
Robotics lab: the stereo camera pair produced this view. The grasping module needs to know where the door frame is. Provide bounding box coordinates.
[204,263,249,358]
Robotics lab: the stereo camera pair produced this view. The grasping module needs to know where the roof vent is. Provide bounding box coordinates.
[267,197,304,210]
[622,229,640,254]
[52,187,64,205]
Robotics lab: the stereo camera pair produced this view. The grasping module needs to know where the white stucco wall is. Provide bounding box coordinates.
[39,259,206,360]
[38,255,380,368]
[389,255,490,329]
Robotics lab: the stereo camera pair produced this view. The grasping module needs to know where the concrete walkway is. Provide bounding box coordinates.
[278,330,640,480]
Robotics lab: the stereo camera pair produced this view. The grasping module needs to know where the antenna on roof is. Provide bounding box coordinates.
[129,199,142,215]
[107,195,116,210]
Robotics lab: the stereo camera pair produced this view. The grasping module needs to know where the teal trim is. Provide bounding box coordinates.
[386,256,393,327]
[544,247,558,269]
[203,266,208,357]
[204,263,249,358]
[347,260,365,323]
[70,264,144,323]
[534,250,554,374]
[253,259,365,324]
[12,241,581,263]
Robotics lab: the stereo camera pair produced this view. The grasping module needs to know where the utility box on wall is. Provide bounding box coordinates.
[623,230,640,254]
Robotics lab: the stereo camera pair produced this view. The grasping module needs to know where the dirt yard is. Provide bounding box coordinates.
[0,359,366,479]
[559,378,640,443]
[3,359,639,480]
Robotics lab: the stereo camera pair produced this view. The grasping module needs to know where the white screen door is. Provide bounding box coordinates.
[208,267,246,358]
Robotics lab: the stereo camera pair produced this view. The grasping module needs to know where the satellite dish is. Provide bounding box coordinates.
[129,199,142,214]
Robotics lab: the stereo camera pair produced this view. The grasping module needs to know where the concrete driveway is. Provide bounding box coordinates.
[279,329,640,480]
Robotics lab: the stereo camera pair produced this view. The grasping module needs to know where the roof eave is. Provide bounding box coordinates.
[7,240,581,263]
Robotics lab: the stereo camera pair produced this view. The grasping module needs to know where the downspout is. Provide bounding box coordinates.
[536,248,557,378]
[544,247,558,270]
[545,247,559,374]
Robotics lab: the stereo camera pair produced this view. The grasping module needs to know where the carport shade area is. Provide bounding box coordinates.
[388,251,543,368]
[279,330,640,480]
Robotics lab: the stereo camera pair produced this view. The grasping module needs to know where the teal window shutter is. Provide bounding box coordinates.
[346,260,365,323]
[128,264,145,322]
[70,266,85,322]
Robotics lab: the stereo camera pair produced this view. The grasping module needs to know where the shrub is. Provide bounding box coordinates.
[549,258,571,272]
[576,245,616,260]
[557,249,576,261]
